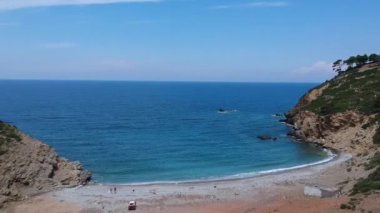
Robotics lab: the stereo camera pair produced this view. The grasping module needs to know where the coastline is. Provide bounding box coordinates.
[8,151,362,213]
[94,148,338,186]
[4,63,380,212]
[90,151,350,188]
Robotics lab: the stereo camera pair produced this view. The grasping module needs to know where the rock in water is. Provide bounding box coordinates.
[257,135,273,140]
[0,121,91,207]
[273,113,284,117]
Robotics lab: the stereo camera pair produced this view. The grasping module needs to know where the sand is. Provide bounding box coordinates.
[5,152,380,213]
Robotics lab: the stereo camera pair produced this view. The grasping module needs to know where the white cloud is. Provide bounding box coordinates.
[290,60,335,82]
[0,0,161,10]
[293,61,332,75]
[212,1,288,10]
[41,42,78,49]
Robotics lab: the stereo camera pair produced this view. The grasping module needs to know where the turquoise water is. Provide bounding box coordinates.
[0,81,328,183]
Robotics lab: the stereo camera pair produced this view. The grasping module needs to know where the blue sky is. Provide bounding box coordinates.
[0,0,379,82]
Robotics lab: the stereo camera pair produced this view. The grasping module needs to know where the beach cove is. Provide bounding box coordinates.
[1,0,380,211]
[10,152,376,213]
[3,64,380,212]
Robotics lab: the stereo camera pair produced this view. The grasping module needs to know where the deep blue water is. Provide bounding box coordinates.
[0,80,327,183]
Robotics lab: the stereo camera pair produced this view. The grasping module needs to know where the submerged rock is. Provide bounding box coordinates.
[257,135,272,140]
[218,108,226,113]
[273,113,284,117]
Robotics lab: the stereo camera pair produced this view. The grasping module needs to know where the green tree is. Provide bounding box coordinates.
[332,59,343,72]
[344,56,357,69]
[356,54,369,66]
[369,54,380,63]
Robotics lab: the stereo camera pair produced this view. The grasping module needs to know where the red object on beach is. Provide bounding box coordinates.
[128,201,137,210]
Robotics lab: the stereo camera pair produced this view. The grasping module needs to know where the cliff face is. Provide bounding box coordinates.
[0,122,91,207]
[289,110,377,155]
[286,63,380,156]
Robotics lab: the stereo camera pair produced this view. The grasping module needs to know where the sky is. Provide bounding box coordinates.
[0,0,379,82]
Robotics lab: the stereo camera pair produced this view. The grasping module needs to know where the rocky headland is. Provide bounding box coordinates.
[285,60,380,206]
[0,121,91,208]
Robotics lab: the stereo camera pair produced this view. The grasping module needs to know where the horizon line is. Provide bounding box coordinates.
[0,78,323,84]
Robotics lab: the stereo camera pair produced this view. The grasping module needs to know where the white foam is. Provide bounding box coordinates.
[238,149,334,177]
[102,149,336,186]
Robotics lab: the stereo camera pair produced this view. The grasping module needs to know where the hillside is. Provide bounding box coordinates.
[0,121,91,208]
[285,61,380,202]
[287,62,380,153]
[291,63,380,115]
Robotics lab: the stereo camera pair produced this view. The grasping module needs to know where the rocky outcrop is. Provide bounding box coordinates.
[287,83,330,117]
[284,61,380,201]
[285,63,380,156]
[288,110,378,155]
[0,130,91,207]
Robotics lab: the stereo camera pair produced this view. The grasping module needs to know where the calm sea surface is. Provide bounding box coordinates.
[0,81,327,183]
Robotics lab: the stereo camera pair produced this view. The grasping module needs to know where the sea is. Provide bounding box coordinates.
[0,80,331,184]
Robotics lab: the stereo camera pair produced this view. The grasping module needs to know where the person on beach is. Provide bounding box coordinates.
[114,187,117,194]
[109,188,112,194]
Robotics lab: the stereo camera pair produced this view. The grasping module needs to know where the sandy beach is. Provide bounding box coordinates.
[2,1,380,212]
[8,152,380,213]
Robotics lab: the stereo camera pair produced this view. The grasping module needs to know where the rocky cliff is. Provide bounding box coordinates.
[0,121,91,207]
[286,62,380,156]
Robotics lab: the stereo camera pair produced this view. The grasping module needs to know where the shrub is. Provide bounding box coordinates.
[373,128,380,144]
[320,105,333,115]
[351,167,380,195]
[340,204,353,210]
[0,121,21,155]
[362,121,374,129]
[373,97,380,113]
[365,152,380,170]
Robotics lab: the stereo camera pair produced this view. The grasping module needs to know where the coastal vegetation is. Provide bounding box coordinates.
[0,121,21,155]
[304,56,380,159]
[332,53,380,73]
[351,151,380,195]
[365,151,380,171]
[327,58,380,195]
[351,167,380,195]
[305,63,380,116]
[287,54,380,200]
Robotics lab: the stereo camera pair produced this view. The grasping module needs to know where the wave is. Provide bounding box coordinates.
[204,148,335,180]
[97,149,336,186]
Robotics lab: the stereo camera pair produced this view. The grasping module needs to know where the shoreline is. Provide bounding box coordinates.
[8,151,357,213]
[93,148,339,186]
